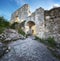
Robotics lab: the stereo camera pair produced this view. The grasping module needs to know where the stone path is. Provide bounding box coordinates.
[0,37,59,61]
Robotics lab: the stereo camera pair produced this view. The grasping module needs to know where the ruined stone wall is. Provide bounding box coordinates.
[44,7,60,42]
[25,7,45,38]
[10,4,31,24]
[35,8,45,38]
[11,4,45,38]
[10,4,60,42]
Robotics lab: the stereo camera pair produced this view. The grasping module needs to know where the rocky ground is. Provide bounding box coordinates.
[0,37,60,61]
[0,29,25,42]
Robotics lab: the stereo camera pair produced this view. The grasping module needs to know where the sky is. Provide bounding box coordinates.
[0,0,60,21]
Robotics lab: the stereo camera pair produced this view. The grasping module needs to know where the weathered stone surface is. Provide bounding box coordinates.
[0,38,59,61]
[0,42,8,57]
[10,4,31,24]
[45,7,60,42]
[25,7,45,38]
[10,4,60,42]
[0,29,25,42]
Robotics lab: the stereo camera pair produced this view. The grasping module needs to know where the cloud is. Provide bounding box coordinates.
[49,3,60,9]
[30,0,55,11]
[53,4,60,7]
[10,0,26,5]
[43,0,60,10]
[15,0,26,5]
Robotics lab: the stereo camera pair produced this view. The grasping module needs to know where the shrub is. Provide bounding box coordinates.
[0,16,9,27]
[10,22,19,29]
[46,37,56,48]
[35,36,46,43]
[35,36,56,48]
[0,27,5,34]
[0,16,9,34]
[18,29,25,36]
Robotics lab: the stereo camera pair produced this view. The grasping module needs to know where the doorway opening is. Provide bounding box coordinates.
[27,21,36,35]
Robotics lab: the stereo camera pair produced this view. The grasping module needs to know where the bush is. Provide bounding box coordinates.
[0,16,9,34]
[35,36,56,48]
[10,22,19,29]
[18,29,25,36]
[35,36,45,43]
[46,37,56,48]
[0,27,5,34]
[10,22,26,36]
[0,16,9,28]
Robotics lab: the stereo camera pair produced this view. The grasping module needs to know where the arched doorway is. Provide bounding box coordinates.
[27,21,36,35]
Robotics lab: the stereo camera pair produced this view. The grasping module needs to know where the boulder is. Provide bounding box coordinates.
[0,42,8,57]
[0,29,25,42]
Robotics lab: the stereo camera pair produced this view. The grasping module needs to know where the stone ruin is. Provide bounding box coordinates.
[10,4,60,42]
[45,7,60,42]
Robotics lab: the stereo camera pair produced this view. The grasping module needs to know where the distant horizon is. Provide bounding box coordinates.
[0,0,60,21]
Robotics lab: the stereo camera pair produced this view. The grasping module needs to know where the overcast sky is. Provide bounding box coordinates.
[0,0,60,21]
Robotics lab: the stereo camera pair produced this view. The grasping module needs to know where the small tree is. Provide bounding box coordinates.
[0,16,9,34]
[0,16,9,27]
